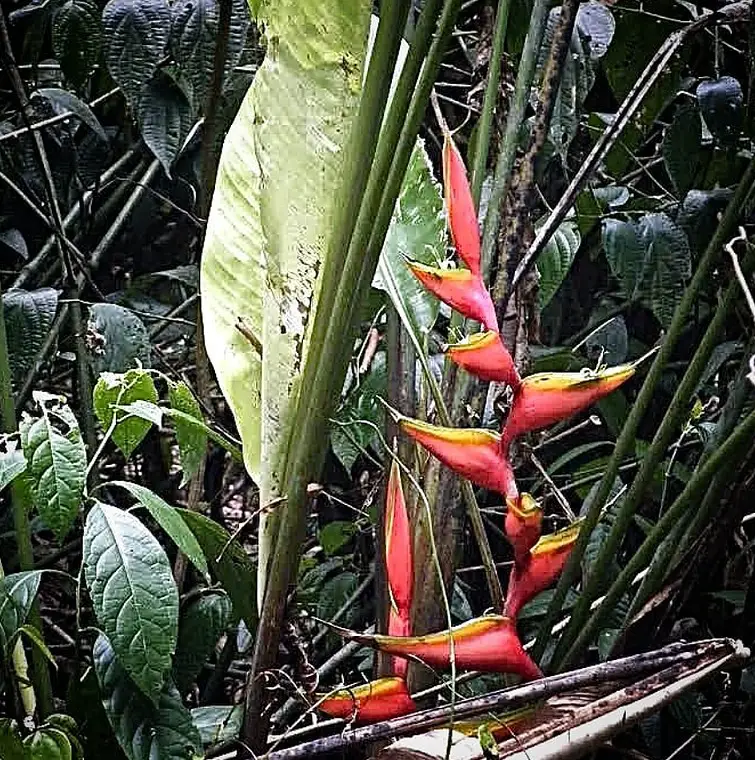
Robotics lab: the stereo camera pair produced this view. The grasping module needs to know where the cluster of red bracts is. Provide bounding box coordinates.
[318,131,637,727]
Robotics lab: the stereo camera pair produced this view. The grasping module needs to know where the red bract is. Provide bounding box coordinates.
[408,262,499,332]
[446,330,521,387]
[443,132,481,276]
[385,459,412,676]
[504,521,582,619]
[318,677,417,724]
[505,493,543,565]
[502,364,636,443]
[399,417,518,500]
[349,615,542,680]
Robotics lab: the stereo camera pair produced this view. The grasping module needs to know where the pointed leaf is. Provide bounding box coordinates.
[86,303,151,375]
[93,634,203,760]
[109,481,209,579]
[102,0,172,108]
[0,446,27,493]
[173,592,232,693]
[33,87,107,141]
[0,571,43,652]
[662,101,702,198]
[93,369,158,459]
[537,218,580,307]
[168,381,208,486]
[176,509,257,631]
[51,0,102,88]
[84,503,179,702]
[19,392,86,541]
[697,76,744,145]
[191,705,242,748]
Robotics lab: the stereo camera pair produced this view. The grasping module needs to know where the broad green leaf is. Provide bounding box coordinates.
[602,218,647,301]
[19,392,86,541]
[93,369,158,459]
[84,502,179,702]
[109,481,209,579]
[317,570,358,622]
[0,720,27,760]
[171,0,249,110]
[639,213,692,328]
[581,477,624,583]
[24,729,72,760]
[662,101,702,199]
[200,0,371,496]
[0,229,28,260]
[372,140,445,334]
[173,592,232,693]
[33,87,107,141]
[176,509,257,631]
[93,634,203,760]
[167,381,207,485]
[136,71,193,175]
[191,705,242,748]
[319,521,357,556]
[2,288,59,387]
[537,217,580,307]
[0,446,27,492]
[0,571,43,652]
[86,303,151,374]
[52,0,102,88]
[677,188,732,255]
[697,76,744,145]
[102,0,172,108]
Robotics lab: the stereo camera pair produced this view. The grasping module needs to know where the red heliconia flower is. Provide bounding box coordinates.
[502,364,636,444]
[385,458,413,676]
[318,677,417,724]
[504,521,582,619]
[443,132,481,277]
[408,262,499,332]
[399,416,517,500]
[445,330,521,388]
[505,493,543,565]
[345,615,542,680]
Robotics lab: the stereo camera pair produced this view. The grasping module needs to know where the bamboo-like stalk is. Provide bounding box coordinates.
[549,232,755,667]
[558,406,755,670]
[531,158,755,665]
[0,280,53,716]
[469,0,511,205]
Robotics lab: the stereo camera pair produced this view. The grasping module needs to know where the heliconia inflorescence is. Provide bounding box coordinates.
[322,131,641,734]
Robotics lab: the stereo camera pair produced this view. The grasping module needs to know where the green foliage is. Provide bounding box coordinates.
[537,217,580,307]
[0,445,27,492]
[84,503,179,702]
[0,571,43,652]
[93,370,158,459]
[697,76,744,145]
[93,635,203,760]
[52,0,102,88]
[190,705,242,749]
[86,304,151,375]
[167,381,207,485]
[662,100,702,199]
[19,392,86,541]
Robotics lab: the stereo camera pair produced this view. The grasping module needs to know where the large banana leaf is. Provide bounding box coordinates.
[201,1,371,509]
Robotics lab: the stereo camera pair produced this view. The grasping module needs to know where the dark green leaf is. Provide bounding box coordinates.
[24,728,72,760]
[191,705,241,748]
[15,624,57,670]
[177,509,257,631]
[167,381,207,486]
[317,571,358,622]
[576,1,615,58]
[602,218,646,300]
[584,314,628,364]
[318,521,357,556]
[19,392,86,541]
[537,218,580,307]
[173,592,232,693]
[0,229,28,260]
[34,87,106,141]
[86,303,151,374]
[51,0,102,88]
[677,188,733,255]
[2,288,59,387]
[0,446,27,493]
[170,0,249,109]
[662,101,702,198]
[0,572,43,653]
[93,369,158,459]
[84,503,179,702]
[102,0,172,108]
[0,719,27,760]
[109,481,209,579]
[137,71,194,175]
[93,634,203,760]
[697,76,744,145]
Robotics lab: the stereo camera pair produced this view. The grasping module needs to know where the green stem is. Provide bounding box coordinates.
[479,0,550,276]
[0,281,53,716]
[550,231,755,667]
[469,0,511,205]
[532,157,755,666]
[559,405,755,670]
